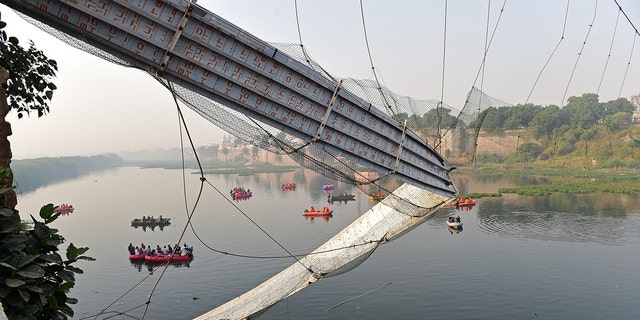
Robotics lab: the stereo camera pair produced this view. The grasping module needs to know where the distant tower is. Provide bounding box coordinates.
[632,94,640,123]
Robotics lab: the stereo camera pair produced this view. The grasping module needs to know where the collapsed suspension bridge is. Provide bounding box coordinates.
[1,0,458,318]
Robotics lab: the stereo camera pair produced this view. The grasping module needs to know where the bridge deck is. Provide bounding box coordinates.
[3,0,457,197]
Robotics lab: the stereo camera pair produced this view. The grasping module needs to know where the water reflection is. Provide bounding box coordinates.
[448,226,463,234]
[476,193,638,244]
[129,259,191,273]
[303,215,332,223]
[131,224,168,232]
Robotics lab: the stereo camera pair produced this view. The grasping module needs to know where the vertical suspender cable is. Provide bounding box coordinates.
[474,0,491,162]
[359,0,395,116]
[561,0,598,108]
[613,0,639,98]
[597,6,621,95]
[436,0,448,152]
[617,33,636,98]
[439,0,507,151]
[526,0,570,105]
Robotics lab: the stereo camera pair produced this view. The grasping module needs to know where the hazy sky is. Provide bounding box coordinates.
[1,0,639,159]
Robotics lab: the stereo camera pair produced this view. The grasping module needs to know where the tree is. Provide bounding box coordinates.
[421,107,458,134]
[603,112,631,132]
[507,142,543,164]
[530,105,561,139]
[0,20,57,118]
[602,98,635,117]
[561,93,602,128]
[1,16,92,319]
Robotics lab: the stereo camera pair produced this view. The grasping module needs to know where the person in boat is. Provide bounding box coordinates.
[455,216,461,222]
[158,215,162,221]
[309,205,315,212]
[156,245,162,253]
[134,247,142,255]
[322,206,329,212]
[128,243,135,254]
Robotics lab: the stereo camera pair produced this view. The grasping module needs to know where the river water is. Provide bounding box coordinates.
[14,166,640,319]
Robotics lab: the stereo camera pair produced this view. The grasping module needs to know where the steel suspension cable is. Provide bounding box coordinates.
[293,0,339,84]
[613,0,640,37]
[617,32,636,98]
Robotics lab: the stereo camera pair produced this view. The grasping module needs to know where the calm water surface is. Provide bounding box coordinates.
[14,167,640,319]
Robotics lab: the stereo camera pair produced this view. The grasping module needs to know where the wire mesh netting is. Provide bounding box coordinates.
[19,12,512,215]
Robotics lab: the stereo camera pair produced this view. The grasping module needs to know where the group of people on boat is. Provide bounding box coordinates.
[369,192,385,200]
[453,197,476,209]
[230,187,252,199]
[281,183,296,189]
[54,203,74,213]
[304,205,331,213]
[448,216,461,223]
[322,184,334,191]
[141,215,164,222]
[128,242,193,258]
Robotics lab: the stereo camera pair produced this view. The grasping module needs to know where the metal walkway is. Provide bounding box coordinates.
[2,0,456,197]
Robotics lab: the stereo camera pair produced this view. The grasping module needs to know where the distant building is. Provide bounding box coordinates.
[632,94,640,123]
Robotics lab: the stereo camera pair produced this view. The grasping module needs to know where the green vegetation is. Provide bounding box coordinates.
[395,92,638,170]
[457,166,640,196]
[464,192,502,199]
[0,203,94,320]
[2,16,93,320]
[0,166,93,319]
[470,94,638,169]
[13,155,123,194]
[202,164,299,175]
[0,18,57,118]
[499,180,640,196]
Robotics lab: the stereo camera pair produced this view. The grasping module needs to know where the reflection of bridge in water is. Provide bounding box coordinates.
[4,0,457,318]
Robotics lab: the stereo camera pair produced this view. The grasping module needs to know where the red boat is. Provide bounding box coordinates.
[144,253,192,262]
[452,198,475,207]
[54,203,74,213]
[281,183,296,190]
[302,206,333,216]
[129,254,145,260]
[232,192,252,200]
[230,187,252,200]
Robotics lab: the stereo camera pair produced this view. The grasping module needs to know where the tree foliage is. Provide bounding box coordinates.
[0,201,94,320]
[0,18,57,118]
[1,15,92,320]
